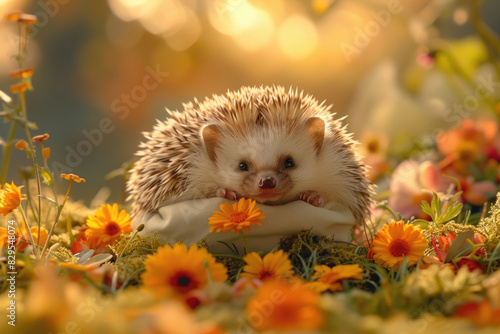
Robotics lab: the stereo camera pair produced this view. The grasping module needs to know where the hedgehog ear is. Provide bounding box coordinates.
[306,117,325,153]
[202,124,219,161]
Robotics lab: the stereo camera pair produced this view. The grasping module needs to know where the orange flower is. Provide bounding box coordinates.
[7,13,37,24]
[18,226,48,251]
[10,68,34,78]
[454,300,500,327]
[246,279,324,331]
[42,147,51,160]
[372,220,428,269]
[0,227,19,248]
[308,264,364,292]
[32,133,49,143]
[240,250,293,281]
[60,173,85,183]
[84,204,132,249]
[0,181,24,216]
[15,139,28,150]
[142,243,227,295]
[10,83,28,94]
[209,198,265,233]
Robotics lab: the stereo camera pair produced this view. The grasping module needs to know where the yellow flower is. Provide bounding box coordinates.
[84,203,132,249]
[60,173,85,183]
[240,250,293,281]
[372,220,428,269]
[142,243,227,295]
[308,264,364,292]
[0,181,24,216]
[209,198,265,233]
[24,226,48,247]
[246,279,324,331]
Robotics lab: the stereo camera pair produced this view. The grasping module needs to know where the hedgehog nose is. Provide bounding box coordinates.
[259,176,276,189]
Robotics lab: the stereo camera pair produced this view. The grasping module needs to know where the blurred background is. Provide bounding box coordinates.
[1,0,499,204]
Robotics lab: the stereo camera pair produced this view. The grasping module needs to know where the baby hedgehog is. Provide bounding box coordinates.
[127,86,373,224]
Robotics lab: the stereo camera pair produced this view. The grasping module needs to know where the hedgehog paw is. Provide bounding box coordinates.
[215,188,240,201]
[299,191,324,207]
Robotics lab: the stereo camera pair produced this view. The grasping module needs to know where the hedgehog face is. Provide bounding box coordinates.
[208,122,324,205]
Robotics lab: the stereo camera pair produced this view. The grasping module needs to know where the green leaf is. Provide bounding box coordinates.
[411,219,429,229]
[445,230,474,263]
[27,121,38,130]
[41,168,53,186]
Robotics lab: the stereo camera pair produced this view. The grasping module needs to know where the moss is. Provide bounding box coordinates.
[49,246,76,264]
[216,256,245,283]
[279,229,367,273]
[477,193,500,252]
[109,232,162,258]
[115,256,147,285]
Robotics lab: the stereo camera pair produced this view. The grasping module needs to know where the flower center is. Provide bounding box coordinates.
[170,271,199,294]
[366,139,379,154]
[228,212,248,224]
[388,238,410,257]
[105,221,121,236]
[259,270,275,280]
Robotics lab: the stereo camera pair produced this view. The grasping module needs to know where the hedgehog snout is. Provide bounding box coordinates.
[258,176,276,189]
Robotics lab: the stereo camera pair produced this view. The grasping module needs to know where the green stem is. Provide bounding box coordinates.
[41,180,73,258]
[0,121,18,185]
[239,230,250,255]
[17,205,40,260]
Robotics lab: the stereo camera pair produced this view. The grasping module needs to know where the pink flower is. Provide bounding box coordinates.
[389,160,452,219]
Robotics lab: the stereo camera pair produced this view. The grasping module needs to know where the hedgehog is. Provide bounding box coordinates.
[127,86,373,224]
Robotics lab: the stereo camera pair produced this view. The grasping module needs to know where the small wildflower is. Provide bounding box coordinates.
[308,264,364,292]
[142,243,227,295]
[17,13,37,24]
[372,220,428,269]
[209,198,265,233]
[42,147,51,159]
[10,83,28,94]
[0,181,24,216]
[32,133,49,143]
[246,279,324,331]
[60,173,85,183]
[15,139,28,150]
[240,250,293,281]
[84,203,132,249]
[10,68,34,78]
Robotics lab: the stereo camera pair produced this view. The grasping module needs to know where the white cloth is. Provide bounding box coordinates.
[132,198,356,253]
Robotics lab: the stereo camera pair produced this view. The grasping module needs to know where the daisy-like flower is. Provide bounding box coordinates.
[240,250,293,281]
[209,198,265,233]
[142,243,227,295]
[246,279,324,331]
[0,181,24,216]
[308,264,364,292]
[372,220,428,269]
[84,203,132,249]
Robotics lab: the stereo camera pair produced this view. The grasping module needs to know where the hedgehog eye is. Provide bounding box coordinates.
[284,157,295,168]
[239,162,249,171]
